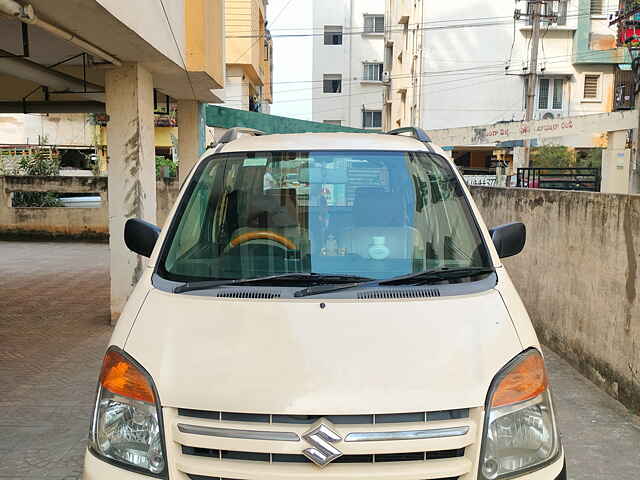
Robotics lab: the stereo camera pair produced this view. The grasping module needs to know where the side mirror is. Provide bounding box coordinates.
[489,222,526,259]
[124,218,161,258]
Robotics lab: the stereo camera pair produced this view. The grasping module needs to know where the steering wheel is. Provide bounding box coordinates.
[227,231,298,251]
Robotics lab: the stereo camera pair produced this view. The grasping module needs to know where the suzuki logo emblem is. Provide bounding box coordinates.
[302,423,343,466]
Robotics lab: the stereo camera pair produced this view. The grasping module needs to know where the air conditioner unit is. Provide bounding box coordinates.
[537,111,559,120]
[382,71,391,83]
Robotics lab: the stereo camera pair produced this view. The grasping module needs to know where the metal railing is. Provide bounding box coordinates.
[516,167,601,192]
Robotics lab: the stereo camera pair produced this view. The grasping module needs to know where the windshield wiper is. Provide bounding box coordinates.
[174,273,373,294]
[378,266,495,286]
[294,267,494,297]
[294,279,376,298]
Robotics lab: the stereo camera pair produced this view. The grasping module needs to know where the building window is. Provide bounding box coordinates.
[362,62,383,81]
[552,79,563,109]
[323,120,342,126]
[537,78,564,110]
[324,26,343,45]
[590,0,604,15]
[364,14,384,34]
[583,74,600,100]
[363,110,382,128]
[541,0,568,25]
[323,74,342,93]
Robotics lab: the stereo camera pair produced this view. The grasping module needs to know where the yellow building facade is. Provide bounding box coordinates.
[224,0,273,112]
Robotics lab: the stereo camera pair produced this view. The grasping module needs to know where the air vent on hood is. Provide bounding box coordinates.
[357,287,440,300]
[216,289,281,299]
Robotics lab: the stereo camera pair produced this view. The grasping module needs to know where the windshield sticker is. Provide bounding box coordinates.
[243,158,269,167]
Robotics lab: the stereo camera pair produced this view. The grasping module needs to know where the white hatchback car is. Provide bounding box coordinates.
[83,128,566,480]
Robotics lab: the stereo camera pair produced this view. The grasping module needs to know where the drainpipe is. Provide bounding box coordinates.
[0,101,105,113]
[347,0,353,126]
[0,0,122,67]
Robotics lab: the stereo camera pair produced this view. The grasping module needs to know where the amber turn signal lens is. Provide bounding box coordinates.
[99,350,155,404]
[491,351,548,408]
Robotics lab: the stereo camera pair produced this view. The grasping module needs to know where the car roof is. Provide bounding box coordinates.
[216,132,430,154]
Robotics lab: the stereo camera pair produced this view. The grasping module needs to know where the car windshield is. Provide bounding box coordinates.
[159,150,491,283]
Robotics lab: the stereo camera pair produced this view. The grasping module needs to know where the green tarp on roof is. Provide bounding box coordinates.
[205,105,369,134]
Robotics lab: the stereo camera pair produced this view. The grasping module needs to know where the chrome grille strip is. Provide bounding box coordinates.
[177,408,470,424]
[344,426,470,443]
[178,423,300,442]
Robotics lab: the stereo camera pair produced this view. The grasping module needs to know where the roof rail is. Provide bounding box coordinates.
[216,127,265,146]
[386,127,432,143]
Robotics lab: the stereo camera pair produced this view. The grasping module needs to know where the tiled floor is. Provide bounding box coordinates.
[0,241,112,479]
[0,241,638,479]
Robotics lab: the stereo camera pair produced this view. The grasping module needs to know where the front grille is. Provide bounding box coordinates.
[187,476,459,480]
[187,477,242,480]
[168,407,478,480]
[177,408,469,424]
[182,446,465,464]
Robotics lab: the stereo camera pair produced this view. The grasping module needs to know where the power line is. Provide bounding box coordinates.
[225,7,620,38]
[251,46,621,105]
[274,44,624,118]
[158,0,197,101]
[230,0,296,64]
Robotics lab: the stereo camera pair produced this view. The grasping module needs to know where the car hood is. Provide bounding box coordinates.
[124,287,522,413]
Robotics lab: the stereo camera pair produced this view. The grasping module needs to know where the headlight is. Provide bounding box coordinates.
[89,348,166,477]
[479,349,560,480]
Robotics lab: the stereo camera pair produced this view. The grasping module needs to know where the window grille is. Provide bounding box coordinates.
[323,74,342,93]
[553,79,564,109]
[362,110,382,128]
[324,26,343,45]
[590,0,604,15]
[364,15,384,33]
[584,75,600,99]
[538,79,550,109]
[363,63,383,81]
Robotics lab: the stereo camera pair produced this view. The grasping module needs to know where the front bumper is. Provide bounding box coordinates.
[82,448,566,480]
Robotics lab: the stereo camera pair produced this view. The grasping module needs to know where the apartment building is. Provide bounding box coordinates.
[224,0,273,112]
[384,0,625,164]
[312,0,386,129]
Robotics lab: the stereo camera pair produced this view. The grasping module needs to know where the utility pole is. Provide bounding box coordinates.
[523,0,543,168]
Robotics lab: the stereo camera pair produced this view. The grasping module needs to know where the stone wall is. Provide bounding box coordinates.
[0,176,179,240]
[471,186,640,414]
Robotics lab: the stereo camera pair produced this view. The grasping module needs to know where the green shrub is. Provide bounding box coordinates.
[156,156,177,179]
[11,148,62,207]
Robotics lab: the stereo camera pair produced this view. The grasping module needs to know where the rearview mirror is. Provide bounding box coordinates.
[489,223,526,259]
[124,219,161,258]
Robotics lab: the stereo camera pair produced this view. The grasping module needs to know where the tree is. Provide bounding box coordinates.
[12,147,62,207]
[530,146,575,168]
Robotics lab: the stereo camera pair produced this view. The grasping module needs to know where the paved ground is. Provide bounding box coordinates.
[0,241,638,479]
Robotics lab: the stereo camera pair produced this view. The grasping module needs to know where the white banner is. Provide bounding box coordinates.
[429,111,639,146]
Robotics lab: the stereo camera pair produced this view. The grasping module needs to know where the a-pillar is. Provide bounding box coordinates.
[178,100,206,185]
[105,63,157,324]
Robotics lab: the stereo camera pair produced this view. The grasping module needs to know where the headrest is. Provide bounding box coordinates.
[245,188,298,228]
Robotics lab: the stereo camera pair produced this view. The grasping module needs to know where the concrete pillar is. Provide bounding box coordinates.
[510,147,527,187]
[178,100,206,185]
[105,63,157,324]
[602,130,631,194]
